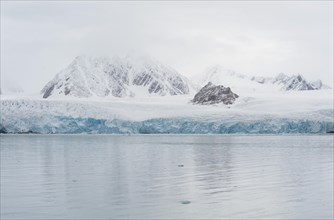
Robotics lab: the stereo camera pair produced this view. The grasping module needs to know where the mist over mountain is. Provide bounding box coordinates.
[0,79,24,95]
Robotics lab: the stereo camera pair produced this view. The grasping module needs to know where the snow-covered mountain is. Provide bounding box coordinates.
[251,73,329,91]
[194,65,330,93]
[41,55,194,99]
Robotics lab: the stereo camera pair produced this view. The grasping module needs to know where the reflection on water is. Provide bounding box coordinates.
[1,135,333,219]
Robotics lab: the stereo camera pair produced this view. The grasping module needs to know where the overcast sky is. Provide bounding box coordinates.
[1,1,333,93]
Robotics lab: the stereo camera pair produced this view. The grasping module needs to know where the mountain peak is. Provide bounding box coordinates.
[41,55,193,99]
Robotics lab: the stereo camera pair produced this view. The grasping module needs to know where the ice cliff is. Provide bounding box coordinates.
[1,98,333,134]
[1,115,333,134]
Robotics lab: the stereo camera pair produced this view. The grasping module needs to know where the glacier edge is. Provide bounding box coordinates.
[1,116,333,134]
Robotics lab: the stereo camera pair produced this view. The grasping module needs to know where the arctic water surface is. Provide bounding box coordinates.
[0,135,333,219]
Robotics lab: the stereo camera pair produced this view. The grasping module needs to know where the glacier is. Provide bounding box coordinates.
[1,114,333,134]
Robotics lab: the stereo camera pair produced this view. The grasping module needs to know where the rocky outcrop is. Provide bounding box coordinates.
[192,82,239,105]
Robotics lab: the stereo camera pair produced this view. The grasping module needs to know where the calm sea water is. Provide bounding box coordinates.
[1,135,333,219]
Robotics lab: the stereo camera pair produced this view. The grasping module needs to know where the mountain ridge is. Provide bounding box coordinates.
[194,65,330,91]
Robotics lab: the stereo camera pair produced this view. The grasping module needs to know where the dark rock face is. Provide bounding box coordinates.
[42,84,55,98]
[192,82,239,105]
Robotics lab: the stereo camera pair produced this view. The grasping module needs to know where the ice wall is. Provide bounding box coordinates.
[1,116,333,134]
